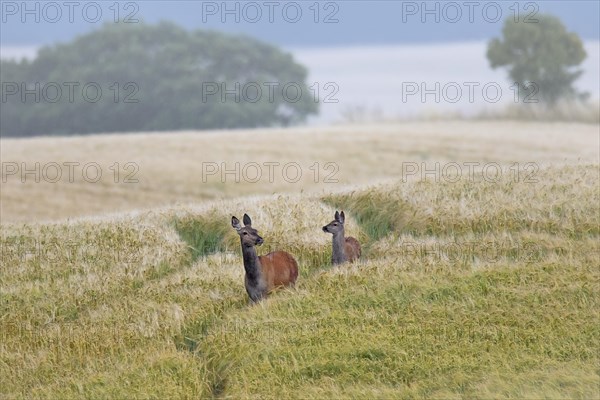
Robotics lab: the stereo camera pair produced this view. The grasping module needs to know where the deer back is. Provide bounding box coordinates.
[344,237,361,263]
[259,251,299,291]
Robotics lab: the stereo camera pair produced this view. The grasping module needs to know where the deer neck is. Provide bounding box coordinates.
[241,244,262,282]
[332,231,347,264]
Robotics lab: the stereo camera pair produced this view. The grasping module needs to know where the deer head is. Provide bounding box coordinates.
[322,210,345,235]
[232,213,264,247]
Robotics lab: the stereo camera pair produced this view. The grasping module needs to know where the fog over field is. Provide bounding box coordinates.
[3,41,599,123]
[293,40,600,122]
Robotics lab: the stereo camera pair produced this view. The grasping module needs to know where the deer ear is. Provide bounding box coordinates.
[339,211,345,224]
[232,216,242,231]
[243,213,252,227]
[334,211,340,222]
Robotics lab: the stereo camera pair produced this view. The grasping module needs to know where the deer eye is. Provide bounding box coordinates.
[333,223,338,226]
[243,232,248,235]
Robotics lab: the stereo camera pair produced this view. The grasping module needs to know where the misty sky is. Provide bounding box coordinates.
[1,1,599,47]
[2,1,598,123]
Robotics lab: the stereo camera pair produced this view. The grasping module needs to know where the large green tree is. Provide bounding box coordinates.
[1,22,318,137]
[487,14,587,105]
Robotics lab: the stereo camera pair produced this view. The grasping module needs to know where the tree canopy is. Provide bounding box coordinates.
[1,22,318,137]
[487,14,587,105]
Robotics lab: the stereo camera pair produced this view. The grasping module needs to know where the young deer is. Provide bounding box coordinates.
[322,211,361,265]
[231,214,299,302]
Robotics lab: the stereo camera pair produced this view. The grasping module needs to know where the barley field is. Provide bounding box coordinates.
[1,121,597,222]
[1,121,599,398]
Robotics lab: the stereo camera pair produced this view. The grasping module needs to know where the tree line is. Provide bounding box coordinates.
[1,22,318,137]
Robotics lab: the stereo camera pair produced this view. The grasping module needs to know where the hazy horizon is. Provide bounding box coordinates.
[7,40,597,125]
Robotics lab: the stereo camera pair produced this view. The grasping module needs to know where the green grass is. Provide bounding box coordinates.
[323,188,425,241]
[173,210,231,262]
[198,260,598,398]
[1,164,599,399]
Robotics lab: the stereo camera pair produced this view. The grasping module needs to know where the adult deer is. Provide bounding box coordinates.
[231,214,299,302]
[322,211,361,265]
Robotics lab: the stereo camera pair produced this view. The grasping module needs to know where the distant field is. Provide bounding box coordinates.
[1,121,598,222]
[1,121,599,398]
